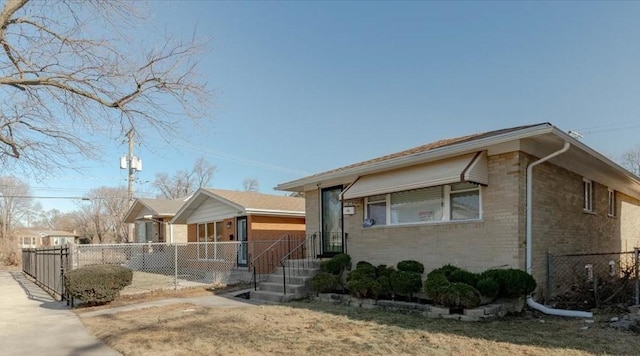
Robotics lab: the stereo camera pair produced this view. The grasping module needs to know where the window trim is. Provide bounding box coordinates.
[583,178,594,213]
[363,183,482,227]
[607,188,616,217]
[196,221,223,260]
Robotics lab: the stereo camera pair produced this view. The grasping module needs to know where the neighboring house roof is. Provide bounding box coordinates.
[172,188,305,224]
[123,197,190,223]
[13,229,78,238]
[276,123,640,200]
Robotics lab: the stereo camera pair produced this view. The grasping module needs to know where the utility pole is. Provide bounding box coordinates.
[121,127,142,243]
[127,128,135,203]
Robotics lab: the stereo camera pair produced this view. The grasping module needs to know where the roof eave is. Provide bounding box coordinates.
[276,124,555,191]
[245,208,305,217]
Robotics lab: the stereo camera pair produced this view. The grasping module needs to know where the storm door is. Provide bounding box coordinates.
[321,186,344,256]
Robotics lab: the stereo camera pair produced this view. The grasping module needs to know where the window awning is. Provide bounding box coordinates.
[341,151,488,200]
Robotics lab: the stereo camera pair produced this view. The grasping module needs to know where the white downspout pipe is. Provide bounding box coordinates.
[526,142,593,318]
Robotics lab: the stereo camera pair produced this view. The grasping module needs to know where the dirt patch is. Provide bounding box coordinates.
[79,298,640,355]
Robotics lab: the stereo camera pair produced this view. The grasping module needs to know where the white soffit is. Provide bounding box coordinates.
[341,152,488,200]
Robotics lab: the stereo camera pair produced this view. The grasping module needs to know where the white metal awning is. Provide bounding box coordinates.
[341,151,488,200]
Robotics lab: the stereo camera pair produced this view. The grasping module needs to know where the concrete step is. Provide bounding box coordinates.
[272,267,320,277]
[250,290,307,303]
[257,281,305,294]
[283,259,321,268]
[266,274,313,285]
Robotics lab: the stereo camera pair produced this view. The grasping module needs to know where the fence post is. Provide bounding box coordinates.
[547,252,553,300]
[634,247,639,306]
[174,243,178,291]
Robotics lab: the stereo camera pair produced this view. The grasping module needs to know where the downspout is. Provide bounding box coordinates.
[169,223,174,244]
[525,142,592,318]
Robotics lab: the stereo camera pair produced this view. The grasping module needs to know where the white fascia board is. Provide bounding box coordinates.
[549,127,640,185]
[276,124,556,191]
[244,208,306,217]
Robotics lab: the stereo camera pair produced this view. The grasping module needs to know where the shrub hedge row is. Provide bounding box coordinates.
[312,255,537,311]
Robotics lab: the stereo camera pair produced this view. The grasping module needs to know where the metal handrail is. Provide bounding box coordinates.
[250,234,306,291]
[279,233,318,295]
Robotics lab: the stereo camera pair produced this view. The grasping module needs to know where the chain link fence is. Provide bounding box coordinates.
[74,242,261,291]
[547,249,640,309]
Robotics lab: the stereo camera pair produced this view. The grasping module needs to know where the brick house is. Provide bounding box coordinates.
[275,123,640,299]
[123,197,189,243]
[171,188,305,267]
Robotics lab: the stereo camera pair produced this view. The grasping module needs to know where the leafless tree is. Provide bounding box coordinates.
[0,0,210,176]
[0,176,31,238]
[153,157,216,198]
[74,186,130,243]
[620,146,640,176]
[242,178,260,192]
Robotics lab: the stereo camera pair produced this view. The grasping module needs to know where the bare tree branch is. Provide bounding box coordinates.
[153,157,216,199]
[0,0,211,176]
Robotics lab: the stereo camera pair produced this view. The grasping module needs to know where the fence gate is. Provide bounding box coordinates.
[22,246,70,301]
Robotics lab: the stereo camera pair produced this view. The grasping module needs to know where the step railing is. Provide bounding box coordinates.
[280,232,319,295]
[250,234,306,291]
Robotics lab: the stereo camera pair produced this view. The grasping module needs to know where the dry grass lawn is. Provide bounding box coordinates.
[78,291,640,356]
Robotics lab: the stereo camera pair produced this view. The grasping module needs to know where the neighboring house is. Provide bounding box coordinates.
[16,229,80,248]
[123,197,190,243]
[275,123,640,298]
[171,188,305,267]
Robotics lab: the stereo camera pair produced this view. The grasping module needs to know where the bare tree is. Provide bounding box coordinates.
[74,186,130,243]
[0,176,31,238]
[0,0,210,175]
[153,157,216,198]
[242,178,260,192]
[620,146,640,176]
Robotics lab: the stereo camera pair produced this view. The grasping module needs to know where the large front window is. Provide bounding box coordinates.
[197,221,224,260]
[364,183,481,226]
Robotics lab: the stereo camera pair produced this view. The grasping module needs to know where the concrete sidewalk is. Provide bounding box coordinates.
[78,288,258,318]
[0,270,120,356]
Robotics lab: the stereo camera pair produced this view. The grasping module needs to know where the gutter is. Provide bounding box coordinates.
[526,142,593,318]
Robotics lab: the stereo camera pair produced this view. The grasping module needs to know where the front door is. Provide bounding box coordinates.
[321,186,344,257]
[236,217,248,266]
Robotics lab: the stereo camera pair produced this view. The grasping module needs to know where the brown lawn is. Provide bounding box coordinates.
[77,290,640,356]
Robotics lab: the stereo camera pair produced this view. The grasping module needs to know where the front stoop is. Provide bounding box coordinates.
[250,260,320,303]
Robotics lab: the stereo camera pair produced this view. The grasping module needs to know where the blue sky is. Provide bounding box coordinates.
[31,1,640,212]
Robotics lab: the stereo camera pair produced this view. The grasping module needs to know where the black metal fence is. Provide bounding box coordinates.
[22,246,70,301]
[547,249,639,308]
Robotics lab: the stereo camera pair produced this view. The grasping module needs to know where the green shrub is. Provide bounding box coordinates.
[448,269,479,288]
[390,270,422,298]
[347,267,376,281]
[311,272,339,293]
[433,282,481,309]
[64,265,132,305]
[320,254,352,275]
[347,275,381,299]
[375,265,395,298]
[476,277,499,300]
[429,264,463,279]
[355,261,374,270]
[396,260,425,274]
[481,269,537,298]
[423,272,450,298]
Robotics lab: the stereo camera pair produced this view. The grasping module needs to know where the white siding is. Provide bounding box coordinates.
[186,198,238,224]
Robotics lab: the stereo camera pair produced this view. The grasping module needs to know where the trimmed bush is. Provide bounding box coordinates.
[390,270,422,298]
[347,276,381,299]
[448,269,479,288]
[320,254,352,275]
[375,265,395,298]
[423,272,450,297]
[476,277,500,300]
[396,260,425,274]
[355,261,374,270]
[433,282,481,309]
[311,272,339,293]
[429,264,463,279]
[481,268,536,299]
[64,265,132,305]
